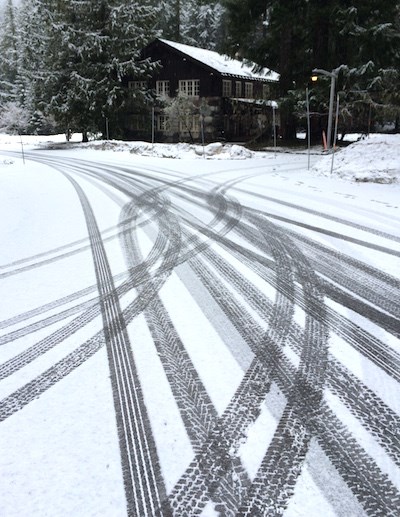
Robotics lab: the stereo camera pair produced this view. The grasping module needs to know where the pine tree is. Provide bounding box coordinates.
[16,0,52,118]
[222,0,400,139]
[181,1,226,51]
[334,1,400,131]
[153,1,226,50]
[0,0,19,103]
[155,0,181,41]
[222,0,267,58]
[17,0,159,140]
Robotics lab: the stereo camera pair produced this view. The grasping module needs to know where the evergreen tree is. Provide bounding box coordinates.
[154,1,226,51]
[181,1,226,50]
[222,0,267,59]
[221,0,305,138]
[335,1,400,131]
[155,0,181,41]
[16,0,52,120]
[222,0,400,139]
[0,0,19,103]
[18,0,159,140]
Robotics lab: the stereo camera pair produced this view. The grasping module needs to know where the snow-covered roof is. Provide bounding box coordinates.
[159,39,279,83]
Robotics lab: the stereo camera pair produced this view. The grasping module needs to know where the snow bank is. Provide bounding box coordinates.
[0,134,259,160]
[1,132,399,180]
[312,134,400,183]
[82,140,254,160]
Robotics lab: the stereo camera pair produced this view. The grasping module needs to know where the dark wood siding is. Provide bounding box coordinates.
[122,39,279,143]
[143,41,222,97]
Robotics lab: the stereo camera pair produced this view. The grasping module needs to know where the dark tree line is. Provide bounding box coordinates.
[222,0,400,139]
[0,0,398,140]
[0,0,225,137]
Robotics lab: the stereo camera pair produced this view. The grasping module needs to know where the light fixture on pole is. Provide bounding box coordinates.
[311,68,338,150]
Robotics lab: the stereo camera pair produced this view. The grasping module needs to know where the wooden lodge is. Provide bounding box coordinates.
[123,38,279,143]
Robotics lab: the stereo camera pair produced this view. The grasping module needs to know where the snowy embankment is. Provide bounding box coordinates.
[85,140,255,159]
[1,132,399,182]
[312,134,400,183]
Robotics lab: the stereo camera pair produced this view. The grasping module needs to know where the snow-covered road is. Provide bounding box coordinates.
[0,146,399,516]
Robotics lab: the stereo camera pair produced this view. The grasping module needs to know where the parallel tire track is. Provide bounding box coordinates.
[1,154,399,517]
[62,172,167,517]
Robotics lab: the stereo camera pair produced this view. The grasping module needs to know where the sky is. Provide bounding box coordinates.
[0,0,21,16]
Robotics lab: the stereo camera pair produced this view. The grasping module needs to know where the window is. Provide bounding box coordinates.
[245,82,253,98]
[222,80,232,97]
[235,81,242,97]
[156,80,170,97]
[263,84,270,99]
[178,79,200,97]
[128,81,147,91]
[157,114,168,131]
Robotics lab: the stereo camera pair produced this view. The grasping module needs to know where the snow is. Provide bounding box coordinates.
[2,133,398,180]
[0,132,399,516]
[159,38,280,82]
[312,133,400,183]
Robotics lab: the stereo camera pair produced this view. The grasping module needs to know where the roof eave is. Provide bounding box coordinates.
[220,72,279,82]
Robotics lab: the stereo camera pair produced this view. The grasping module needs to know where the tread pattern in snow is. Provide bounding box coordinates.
[1,153,399,516]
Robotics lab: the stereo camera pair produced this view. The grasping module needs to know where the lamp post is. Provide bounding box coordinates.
[311,68,338,150]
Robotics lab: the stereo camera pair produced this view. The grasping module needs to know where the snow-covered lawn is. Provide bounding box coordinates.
[0,133,399,516]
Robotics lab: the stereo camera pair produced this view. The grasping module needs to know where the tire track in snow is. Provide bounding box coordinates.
[119,187,255,515]
[167,194,309,515]
[120,199,219,450]
[61,171,167,517]
[205,216,400,383]
[195,218,400,470]
[236,186,400,244]
[1,154,399,515]
[259,210,400,258]
[0,225,168,379]
[175,206,399,515]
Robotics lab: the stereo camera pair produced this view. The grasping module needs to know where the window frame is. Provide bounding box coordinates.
[235,81,242,97]
[178,79,200,98]
[244,82,253,99]
[157,114,168,131]
[222,79,232,97]
[156,80,170,97]
[128,81,147,91]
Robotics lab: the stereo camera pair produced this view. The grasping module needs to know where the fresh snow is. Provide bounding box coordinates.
[313,133,400,183]
[0,132,399,516]
[159,38,280,82]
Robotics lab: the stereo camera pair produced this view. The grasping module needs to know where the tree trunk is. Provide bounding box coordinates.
[82,130,88,143]
[279,102,297,141]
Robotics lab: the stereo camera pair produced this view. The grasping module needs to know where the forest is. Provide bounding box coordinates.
[0,0,399,141]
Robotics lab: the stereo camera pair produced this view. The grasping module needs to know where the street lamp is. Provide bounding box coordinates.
[311,68,338,150]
